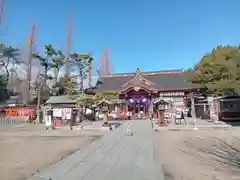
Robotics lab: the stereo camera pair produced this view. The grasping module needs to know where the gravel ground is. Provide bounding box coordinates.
[156,127,240,180]
[0,125,104,180]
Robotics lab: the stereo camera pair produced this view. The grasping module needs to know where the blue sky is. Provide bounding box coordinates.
[3,0,240,73]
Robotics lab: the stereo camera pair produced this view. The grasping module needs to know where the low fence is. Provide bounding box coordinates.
[0,106,36,125]
[0,115,16,125]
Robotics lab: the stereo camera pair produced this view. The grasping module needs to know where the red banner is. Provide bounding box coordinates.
[2,107,36,119]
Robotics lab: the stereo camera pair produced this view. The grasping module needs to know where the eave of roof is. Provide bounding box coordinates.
[45,96,76,104]
[100,69,184,78]
[87,69,200,93]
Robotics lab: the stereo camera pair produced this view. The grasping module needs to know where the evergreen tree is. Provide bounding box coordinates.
[185,45,240,95]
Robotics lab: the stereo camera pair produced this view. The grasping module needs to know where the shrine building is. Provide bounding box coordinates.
[87,68,199,118]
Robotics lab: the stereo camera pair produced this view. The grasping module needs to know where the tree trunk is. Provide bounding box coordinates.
[80,104,83,122]
[84,105,87,120]
[79,69,83,93]
[5,68,9,90]
[35,69,47,124]
[53,68,59,95]
[93,109,96,121]
[5,58,10,88]
[35,90,41,124]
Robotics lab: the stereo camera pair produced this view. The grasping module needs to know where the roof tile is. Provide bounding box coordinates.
[96,69,199,91]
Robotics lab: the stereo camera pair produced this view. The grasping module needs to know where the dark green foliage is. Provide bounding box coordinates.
[44,44,65,80]
[0,44,20,102]
[56,74,77,95]
[70,52,92,92]
[30,85,50,105]
[0,44,20,60]
[0,75,9,102]
[0,44,20,85]
[185,45,240,95]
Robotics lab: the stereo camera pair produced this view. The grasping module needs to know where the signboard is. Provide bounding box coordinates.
[159,92,184,97]
[62,108,72,120]
[53,108,62,117]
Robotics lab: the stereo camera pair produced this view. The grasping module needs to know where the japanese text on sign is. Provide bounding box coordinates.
[159,92,184,97]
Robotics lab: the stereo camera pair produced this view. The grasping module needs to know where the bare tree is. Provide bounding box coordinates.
[98,49,112,77]
[19,37,41,104]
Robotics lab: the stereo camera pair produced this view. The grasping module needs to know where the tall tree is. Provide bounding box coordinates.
[185,45,240,95]
[32,73,51,103]
[68,52,93,122]
[45,45,65,85]
[70,53,91,93]
[33,45,54,123]
[44,44,65,95]
[87,55,94,88]
[99,49,112,77]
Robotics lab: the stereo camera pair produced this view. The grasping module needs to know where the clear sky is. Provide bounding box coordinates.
[3,0,240,73]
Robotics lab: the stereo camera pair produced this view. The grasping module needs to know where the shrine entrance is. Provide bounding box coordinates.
[119,68,158,119]
[126,95,150,119]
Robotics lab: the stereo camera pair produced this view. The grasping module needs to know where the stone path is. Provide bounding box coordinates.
[28,120,164,180]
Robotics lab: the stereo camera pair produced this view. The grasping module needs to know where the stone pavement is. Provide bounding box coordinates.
[156,117,232,131]
[28,120,164,180]
[185,117,229,125]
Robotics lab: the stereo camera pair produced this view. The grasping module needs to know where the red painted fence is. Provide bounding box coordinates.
[0,106,36,120]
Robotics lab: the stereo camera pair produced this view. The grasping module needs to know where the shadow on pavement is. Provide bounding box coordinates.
[223,120,240,126]
[162,164,175,180]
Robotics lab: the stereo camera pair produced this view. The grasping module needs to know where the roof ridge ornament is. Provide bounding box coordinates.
[120,67,156,90]
[135,68,143,80]
[136,68,140,73]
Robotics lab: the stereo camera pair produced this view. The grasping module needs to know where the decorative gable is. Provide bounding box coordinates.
[121,68,157,93]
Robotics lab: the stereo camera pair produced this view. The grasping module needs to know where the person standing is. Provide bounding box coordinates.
[180,109,188,124]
